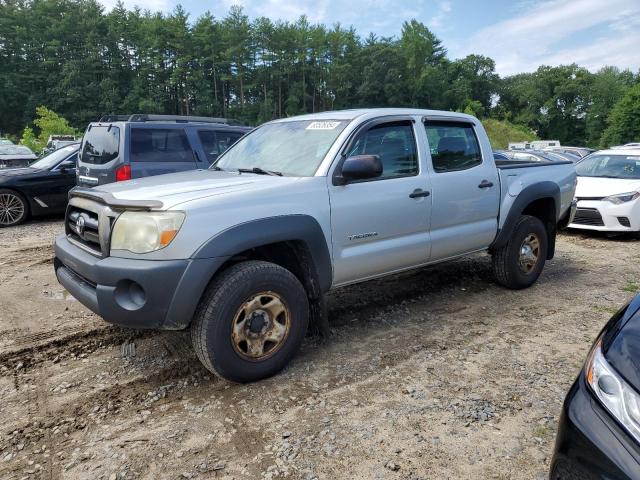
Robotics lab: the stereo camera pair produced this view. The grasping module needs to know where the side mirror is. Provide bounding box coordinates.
[335,155,382,185]
[59,160,76,172]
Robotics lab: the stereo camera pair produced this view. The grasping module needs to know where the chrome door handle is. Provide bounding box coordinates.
[478,180,494,188]
[409,189,430,198]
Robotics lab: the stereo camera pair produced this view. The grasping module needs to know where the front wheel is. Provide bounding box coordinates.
[191,260,309,383]
[492,215,548,289]
[0,189,28,227]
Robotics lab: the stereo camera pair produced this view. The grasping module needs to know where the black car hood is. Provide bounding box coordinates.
[605,295,640,392]
[0,167,40,177]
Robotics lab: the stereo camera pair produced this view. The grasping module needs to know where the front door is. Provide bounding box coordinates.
[329,119,432,286]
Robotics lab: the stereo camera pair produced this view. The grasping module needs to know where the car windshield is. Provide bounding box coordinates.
[575,154,640,179]
[213,120,349,176]
[0,145,33,156]
[30,144,78,170]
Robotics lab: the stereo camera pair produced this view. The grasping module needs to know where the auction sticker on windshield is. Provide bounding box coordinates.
[306,121,341,130]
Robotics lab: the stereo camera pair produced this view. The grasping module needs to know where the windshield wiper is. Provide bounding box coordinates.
[237,167,282,176]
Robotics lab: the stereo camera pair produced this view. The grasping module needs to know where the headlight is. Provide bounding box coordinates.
[604,191,640,204]
[110,211,185,254]
[586,339,640,443]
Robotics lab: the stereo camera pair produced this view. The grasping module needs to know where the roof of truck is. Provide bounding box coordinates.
[271,108,478,123]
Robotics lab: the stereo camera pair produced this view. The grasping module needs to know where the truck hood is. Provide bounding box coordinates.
[575,176,640,198]
[95,169,305,209]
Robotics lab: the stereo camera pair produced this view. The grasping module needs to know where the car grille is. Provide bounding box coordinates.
[572,208,604,226]
[575,196,604,201]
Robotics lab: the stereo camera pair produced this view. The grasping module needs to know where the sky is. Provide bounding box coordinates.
[99,0,640,77]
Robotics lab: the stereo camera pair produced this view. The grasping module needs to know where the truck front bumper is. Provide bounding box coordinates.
[54,234,226,330]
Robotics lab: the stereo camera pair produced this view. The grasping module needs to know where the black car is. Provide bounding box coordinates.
[0,144,37,169]
[551,294,640,479]
[0,143,79,227]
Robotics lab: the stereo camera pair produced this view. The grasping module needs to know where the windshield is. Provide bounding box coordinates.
[213,120,349,176]
[0,145,33,156]
[576,154,640,179]
[30,144,78,170]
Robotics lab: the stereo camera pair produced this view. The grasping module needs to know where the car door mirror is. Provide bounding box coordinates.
[335,155,382,185]
[58,160,76,172]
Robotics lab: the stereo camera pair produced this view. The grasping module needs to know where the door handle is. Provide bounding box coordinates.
[478,180,494,189]
[409,188,430,198]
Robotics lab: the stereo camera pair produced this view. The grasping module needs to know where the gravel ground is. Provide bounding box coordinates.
[0,218,638,480]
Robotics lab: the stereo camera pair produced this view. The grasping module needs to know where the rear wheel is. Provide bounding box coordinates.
[191,260,309,383]
[492,215,548,289]
[0,189,28,227]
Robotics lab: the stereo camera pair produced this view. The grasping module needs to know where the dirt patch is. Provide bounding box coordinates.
[0,220,638,479]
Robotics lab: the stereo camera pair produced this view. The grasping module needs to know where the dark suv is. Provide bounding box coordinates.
[76,114,251,187]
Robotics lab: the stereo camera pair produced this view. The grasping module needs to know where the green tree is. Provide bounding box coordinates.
[20,106,79,153]
[600,83,640,147]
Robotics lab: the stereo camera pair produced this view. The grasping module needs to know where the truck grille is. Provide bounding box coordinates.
[573,208,604,226]
[65,198,118,257]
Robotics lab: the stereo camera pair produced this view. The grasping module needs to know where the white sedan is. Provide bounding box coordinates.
[569,148,640,235]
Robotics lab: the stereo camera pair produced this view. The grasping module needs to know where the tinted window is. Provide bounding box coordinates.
[130,128,192,163]
[576,154,640,179]
[198,130,243,163]
[425,122,482,172]
[80,126,119,165]
[348,122,418,178]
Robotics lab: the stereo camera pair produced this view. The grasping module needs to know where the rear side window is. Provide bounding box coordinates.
[80,126,120,165]
[347,122,418,179]
[198,130,243,163]
[424,122,482,173]
[130,128,192,163]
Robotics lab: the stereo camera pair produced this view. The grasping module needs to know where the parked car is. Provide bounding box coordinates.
[544,146,595,159]
[0,143,79,227]
[76,114,251,187]
[569,147,640,235]
[42,134,78,155]
[0,145,37,169]
[0,138,13,145]
[550,294,640,479]
[54,108,576,382]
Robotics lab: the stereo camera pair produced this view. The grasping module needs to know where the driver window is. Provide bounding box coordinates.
[348,121,418,179]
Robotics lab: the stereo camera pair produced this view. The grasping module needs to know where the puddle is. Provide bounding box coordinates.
[42,289,77,301]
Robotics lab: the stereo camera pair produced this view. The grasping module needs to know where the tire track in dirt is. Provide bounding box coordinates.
[0,327,158,374]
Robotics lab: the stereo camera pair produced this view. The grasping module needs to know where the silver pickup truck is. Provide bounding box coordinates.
[54,109,577,382]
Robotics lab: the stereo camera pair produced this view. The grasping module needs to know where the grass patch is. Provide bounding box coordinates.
[594,305,621,315]
[622,280,640,293]
[533,425,553,438]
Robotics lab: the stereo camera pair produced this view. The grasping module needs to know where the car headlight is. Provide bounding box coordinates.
[110,211,185,254]
[604,191,640,204]
[586,339,640,443]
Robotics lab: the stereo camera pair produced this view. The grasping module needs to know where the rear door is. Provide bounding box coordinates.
[129,126,198,178]
[423,119,500,260]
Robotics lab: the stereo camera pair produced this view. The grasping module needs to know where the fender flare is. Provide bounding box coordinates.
[491,182,561,258]
[193,214,333,293]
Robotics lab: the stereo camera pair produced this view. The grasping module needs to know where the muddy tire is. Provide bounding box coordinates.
[492,215,548,290]
[0,189,29,227]
[191,260,309,383]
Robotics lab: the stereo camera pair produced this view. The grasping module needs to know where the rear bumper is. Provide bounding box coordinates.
[550,373,640,480]
[54,234,226,330]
